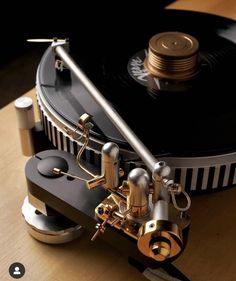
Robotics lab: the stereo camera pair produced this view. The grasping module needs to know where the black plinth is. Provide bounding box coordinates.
[26,149,163,268]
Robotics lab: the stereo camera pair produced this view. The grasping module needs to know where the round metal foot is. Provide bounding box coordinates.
[22,196,82,244]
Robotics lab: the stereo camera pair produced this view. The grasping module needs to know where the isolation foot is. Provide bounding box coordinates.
[22,197,82,244]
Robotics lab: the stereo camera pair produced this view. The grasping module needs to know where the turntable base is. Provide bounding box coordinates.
[1,0,236,280]
[35,5,236,193]
[1,88,236,281]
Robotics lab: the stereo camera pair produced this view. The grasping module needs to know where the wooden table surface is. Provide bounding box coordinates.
[168,0,236,19]
[1,1,236,280]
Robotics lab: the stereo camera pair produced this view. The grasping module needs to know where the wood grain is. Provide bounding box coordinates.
[168,0,236,20]
[167,2,236,279]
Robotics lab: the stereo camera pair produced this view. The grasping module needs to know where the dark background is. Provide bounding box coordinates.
[0,1,175,108]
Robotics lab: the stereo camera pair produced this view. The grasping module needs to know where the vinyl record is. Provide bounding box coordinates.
[36,9,236,192]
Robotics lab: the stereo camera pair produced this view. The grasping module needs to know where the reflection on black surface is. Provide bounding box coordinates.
[38,10,236,156]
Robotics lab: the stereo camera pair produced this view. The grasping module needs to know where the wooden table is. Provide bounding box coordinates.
[168,0,236,19]
[1,1,236,280]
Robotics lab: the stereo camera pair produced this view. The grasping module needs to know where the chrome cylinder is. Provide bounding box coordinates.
[101,142,119,190]
[152,200,169,221]
[14,97,35,156]
[152,161,171,203]
[127,168,150,218]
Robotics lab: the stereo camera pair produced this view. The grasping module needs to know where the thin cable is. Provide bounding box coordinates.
[76,129,96,177]
[53,168,87,182]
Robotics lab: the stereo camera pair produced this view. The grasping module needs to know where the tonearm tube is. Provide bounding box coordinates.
[50,40,191,262]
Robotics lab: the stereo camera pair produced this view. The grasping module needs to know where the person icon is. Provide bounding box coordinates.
[13,267,21,275]
[9,262,25,278]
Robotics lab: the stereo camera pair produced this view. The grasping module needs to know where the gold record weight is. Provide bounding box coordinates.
[144,32,199,81]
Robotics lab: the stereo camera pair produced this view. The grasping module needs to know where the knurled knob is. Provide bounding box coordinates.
[144,31,199,80]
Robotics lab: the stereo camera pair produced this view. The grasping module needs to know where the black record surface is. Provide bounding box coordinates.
[38,9,236,157]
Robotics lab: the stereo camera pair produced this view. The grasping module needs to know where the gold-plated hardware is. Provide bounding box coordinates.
[91,217,109,242]
[72,113,93,138]
[78,113,93,129]
[94,193,189,258]
[111,208,131,226]
[86,175,106,189]
[52,168,61,175]
[150,240,171,259]
[95,195,140,240]
[91,201,120,241]
[74,113,96,178]
[76,129,95,176]
[110,194,123,206]
[120,181,130,196]
[137,220,182,262]
[144,31,199,81]
[52,138,190,263]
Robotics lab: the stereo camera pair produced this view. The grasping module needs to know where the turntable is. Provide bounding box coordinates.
[32,9,236,193]
[15,7,236,280]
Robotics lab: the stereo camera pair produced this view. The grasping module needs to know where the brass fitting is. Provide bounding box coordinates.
[78,113,93,130]
[137,220,182,262]
[86,175,106,189]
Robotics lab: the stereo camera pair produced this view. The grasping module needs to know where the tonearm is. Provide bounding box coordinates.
[18,38,191,264]
[50,39,191,262]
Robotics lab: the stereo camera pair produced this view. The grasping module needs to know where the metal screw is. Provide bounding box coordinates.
[97,207,104,215]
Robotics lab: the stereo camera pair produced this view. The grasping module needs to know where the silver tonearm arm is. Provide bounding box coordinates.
[52,42,175,202]
[53,44,156,171]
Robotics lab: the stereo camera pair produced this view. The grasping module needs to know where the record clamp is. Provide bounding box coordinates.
[144,31,199,81]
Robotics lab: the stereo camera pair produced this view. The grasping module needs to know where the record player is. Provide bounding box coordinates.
[14,7,236,280]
